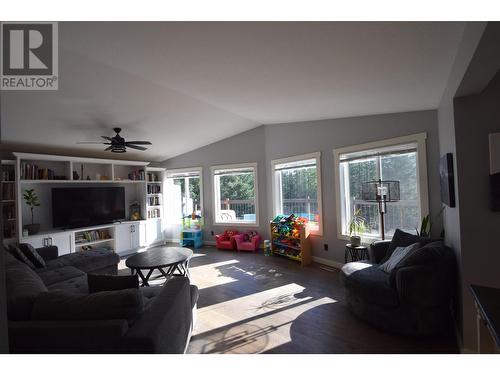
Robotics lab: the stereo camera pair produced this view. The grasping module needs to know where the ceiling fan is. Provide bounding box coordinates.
[77,128,152,153]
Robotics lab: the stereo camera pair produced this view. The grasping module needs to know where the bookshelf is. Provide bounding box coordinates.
[1,160,17,242]
[74,226,115,252]
[146,167,164,220]
[270,218,312,266]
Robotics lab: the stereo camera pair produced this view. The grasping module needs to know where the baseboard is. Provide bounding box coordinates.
[164,238,216,246]
[460,347,477,354]
[312,256,343,269]
[164,238,180,243]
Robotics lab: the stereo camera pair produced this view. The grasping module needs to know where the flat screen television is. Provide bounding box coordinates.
[52,187,126,229]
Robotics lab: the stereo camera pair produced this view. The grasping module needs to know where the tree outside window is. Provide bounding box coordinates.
[339,143,422,240]
[272,153,322,235]
[213,164,258,225]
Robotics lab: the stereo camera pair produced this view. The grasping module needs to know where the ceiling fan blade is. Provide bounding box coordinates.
[125,141,152,145]
[104,145,114,151]
[77,141,107,144]
[125,144,147,151]
[101,136,113,141]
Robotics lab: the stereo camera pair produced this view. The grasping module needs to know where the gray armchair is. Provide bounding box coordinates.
[340,237,455,336]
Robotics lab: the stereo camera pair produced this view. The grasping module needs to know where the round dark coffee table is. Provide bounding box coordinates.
[125,247,193,286]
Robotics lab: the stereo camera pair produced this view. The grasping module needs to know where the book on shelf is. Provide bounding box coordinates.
[2,204,16,220]
[75,229,111,244]
[20,162,66,180]
[147,172,160,182]
[147,196,160,206]
[3,221,16,239]
[1,169,15,181]
[128,169,145,181]
[147,184,161,194]
[1,183,15,200]
[147,208,161,219]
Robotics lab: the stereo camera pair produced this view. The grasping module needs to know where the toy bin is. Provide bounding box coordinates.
[180,228,203,249]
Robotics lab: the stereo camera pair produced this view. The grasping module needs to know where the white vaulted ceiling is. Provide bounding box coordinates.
[1,22,466,161]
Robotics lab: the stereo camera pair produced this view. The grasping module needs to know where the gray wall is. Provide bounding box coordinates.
[453,72,500,350]
[162,110,442,265]
[436,22,487,349]
[162,126,268,241]
[435,22,500,352]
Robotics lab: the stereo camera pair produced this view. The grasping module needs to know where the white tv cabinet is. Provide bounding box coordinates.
[12,152,166,255]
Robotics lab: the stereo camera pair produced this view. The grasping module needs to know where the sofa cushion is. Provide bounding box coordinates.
[37,266,86,286]
[381,229,438,263]
[6,261,48,321]
[32,289,144,322]
[47,249,120,273]
[7,245,36,269]
[379,243,420,273]
[47,275,89,294]
[18,243,46,268]
[341,261,399,307]
[88,274,139,293]
[141,285,164,310]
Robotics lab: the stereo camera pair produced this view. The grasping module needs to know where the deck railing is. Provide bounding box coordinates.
[221,198,319,221]
[351,199,420,235]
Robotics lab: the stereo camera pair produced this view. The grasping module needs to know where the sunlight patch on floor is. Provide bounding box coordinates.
[190,283,337,353]
[190,259,241,290]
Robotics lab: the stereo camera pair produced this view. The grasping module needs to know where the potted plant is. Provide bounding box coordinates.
[416,207,445,238]
[23,188,41,235]
[348,208,366,246]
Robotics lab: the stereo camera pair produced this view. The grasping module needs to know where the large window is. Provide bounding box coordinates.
[272,152,323,235]
[334,133,428,240]
[212,163,259,225]
[165,168,203,224]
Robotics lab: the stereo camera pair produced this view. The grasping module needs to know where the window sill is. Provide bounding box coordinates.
[213,222,259,227]
[337,233,390,245]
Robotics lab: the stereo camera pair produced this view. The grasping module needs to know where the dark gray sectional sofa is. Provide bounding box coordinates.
[5,245,198,353]
[339,229,456,336]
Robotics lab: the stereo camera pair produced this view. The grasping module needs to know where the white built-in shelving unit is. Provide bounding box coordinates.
[11,153,166,255]
[145,167,166,245]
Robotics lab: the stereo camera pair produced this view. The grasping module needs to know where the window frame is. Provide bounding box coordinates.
[165,166,204,224]
[271,152,323,236]
[211,162,259,227]
[333,133,429,242]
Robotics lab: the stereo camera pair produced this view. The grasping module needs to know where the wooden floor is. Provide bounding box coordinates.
[119,245,458,354]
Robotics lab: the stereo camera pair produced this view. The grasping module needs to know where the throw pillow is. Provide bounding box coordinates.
[7,245,36,269]
[88,274,139,293]
[32,288,143,321]
[381,229,438,264]
[379,242,421,273]
[397,241,446,268]
[18,243,46,268]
